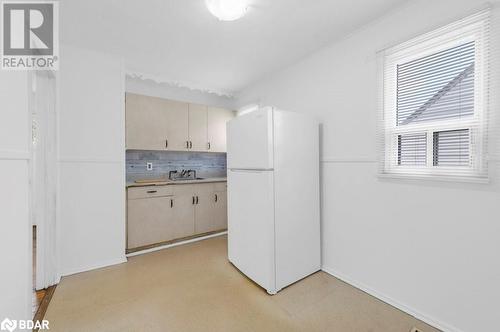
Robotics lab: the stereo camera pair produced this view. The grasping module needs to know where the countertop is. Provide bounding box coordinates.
[126,177,227,188]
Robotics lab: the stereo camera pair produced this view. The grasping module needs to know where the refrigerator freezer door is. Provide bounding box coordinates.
[227,169,276,293]
[227,108,274,170]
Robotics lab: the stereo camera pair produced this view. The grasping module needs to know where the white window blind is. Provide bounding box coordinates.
[398,133,427,166]
[397,41,475,125]
[433,129,470,167]
[379,9,492,181]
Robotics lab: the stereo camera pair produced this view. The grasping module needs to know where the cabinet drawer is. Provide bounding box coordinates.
[172,183,204,195]
[213,182,227,192]
[128,186,173,200]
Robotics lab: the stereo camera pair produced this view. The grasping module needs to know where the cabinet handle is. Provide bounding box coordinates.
[215,194,218,202]
[147,190,157,194]
[207,142,211,150]
[170,199,173,208]
[189,141,193,149]
[192,196,195,205]
[196,196,199,204]
[186,141,190,149]
[165,139,168,149]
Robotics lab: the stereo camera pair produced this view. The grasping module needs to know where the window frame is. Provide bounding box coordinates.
[381,16,488,181]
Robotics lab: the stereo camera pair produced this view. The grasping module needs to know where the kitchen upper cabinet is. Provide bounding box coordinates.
[188,104,208,151]
[125,93,188,151]
[163,98,189,151]
[125,93,234,152]
[126,93,171,150]
[208,107,235,152]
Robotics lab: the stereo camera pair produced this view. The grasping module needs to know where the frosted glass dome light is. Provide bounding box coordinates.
[205,0,249,21]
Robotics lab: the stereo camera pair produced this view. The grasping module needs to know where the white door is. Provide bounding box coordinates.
[227,108,274,170]
[227,169,276,292]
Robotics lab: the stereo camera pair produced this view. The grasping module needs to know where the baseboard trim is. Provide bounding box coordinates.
[61,256,127,277]
[58,157,123,164]
[126,231,227,258]
[321,266,463,332]
[321,157,377,163]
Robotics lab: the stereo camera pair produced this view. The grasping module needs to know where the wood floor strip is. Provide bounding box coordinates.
[33,285,57,332]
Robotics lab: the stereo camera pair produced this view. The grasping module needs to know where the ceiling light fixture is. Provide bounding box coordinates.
[205,0,249,21]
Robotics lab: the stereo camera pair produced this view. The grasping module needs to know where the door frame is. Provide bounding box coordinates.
[30,71,60,290]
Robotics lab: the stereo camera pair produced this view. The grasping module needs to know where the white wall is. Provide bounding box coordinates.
[126,77,236,109]
[0,72,31,320]
[236,1,500,331]
[58,45,126,276]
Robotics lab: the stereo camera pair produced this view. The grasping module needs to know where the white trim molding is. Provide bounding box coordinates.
[126,71,235,98]
[321,157,377,163]
[58,157,123,164]
[126,231,227,258]
[61,256,127,277]
[0,149,30,160]
[322,266,464,332]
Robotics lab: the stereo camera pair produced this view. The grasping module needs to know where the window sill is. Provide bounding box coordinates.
[378,172,490,184]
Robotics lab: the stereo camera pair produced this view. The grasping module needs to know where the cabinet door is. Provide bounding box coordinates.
[127,196,174,249]
[193,184,216,234]
[171,186,196,239]
[126,93,170,150]
[207,107,235,152]
[188,103,208,152]
[213,190,227,230]
[163,99,189,151]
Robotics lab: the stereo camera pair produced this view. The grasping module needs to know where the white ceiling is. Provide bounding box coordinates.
[61,0,408,95]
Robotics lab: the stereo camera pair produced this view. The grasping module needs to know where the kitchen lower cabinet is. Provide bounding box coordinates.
[213,190,228,231]
[127,182,228,251]
[127,195,175,249]
[193,184,217,234]
[171,185,196,239]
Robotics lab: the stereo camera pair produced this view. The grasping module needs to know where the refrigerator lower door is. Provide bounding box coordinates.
[227,169,276,293]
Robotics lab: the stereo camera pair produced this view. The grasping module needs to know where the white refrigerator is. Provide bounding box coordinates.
[227,106,320,295]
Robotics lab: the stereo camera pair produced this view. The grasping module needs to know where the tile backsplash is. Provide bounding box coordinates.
[126,150,227,182]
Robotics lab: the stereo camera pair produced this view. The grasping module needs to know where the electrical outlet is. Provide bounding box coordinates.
[146,162,153,171]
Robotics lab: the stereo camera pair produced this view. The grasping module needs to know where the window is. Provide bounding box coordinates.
[379,10,490,181]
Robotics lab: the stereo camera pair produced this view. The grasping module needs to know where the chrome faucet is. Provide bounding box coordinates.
[186,169,196,179]
[169,169,197,180]
[168,170,178,180]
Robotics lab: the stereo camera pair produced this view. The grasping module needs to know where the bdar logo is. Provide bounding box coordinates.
[0,318,17,332]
